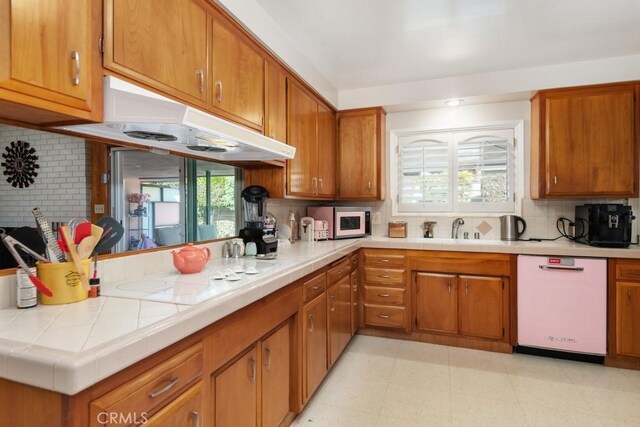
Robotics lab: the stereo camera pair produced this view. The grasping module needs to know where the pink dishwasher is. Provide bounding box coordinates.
[517,255,607,356]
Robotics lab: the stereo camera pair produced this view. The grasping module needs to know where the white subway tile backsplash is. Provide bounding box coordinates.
[0,125,91,227]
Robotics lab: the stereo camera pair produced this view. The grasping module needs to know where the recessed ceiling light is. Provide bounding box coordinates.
[445,99,464,107]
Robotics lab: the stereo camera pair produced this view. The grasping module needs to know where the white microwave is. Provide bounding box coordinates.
[306,206,371,239]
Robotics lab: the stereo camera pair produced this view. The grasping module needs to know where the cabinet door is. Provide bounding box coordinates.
[211,14,264,129]
[415,273,458,334]
[265,59,287,143]
[458,275,503,340]
[2,0,93,110]
[616,282,640,357]
[214,347,257,427]
[338,110,383,199]
[544,86,636,197]
[288,82,318,197]
[145,382,202,427]
[317,103,336,197]
[262,323,290,427]
[107,0,207,105]
[327,276,352,367]
[350,269,360,336]
[303,292,327,401]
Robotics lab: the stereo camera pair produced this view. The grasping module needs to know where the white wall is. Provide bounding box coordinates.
[381,101,640,240]
[0,125,91,227]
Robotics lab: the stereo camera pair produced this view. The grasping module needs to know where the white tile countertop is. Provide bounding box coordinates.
[1,236,640,395]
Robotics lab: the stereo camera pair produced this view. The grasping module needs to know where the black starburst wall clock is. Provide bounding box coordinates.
[1,140,39,188]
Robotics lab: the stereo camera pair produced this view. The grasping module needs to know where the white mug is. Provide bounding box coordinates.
[245,242,257,256]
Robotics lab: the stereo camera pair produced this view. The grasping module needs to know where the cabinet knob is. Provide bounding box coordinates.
[148,376,180,399]
[248,356,256,382]
[264,347,271,370]
[215,80,223,102]
[71,51,80,86]
[196,69,204,93]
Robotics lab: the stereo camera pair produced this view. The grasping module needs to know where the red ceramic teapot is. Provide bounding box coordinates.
[171,244,211,274]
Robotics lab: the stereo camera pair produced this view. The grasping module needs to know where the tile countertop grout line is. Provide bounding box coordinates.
[2,236,640,395]
[78,294,111,352]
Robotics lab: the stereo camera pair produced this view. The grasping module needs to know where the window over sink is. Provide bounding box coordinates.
[391,124,522,215]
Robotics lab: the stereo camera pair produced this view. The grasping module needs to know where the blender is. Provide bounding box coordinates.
[239,185,278,256]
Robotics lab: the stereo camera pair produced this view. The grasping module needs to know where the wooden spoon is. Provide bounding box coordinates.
[77,236,98,260]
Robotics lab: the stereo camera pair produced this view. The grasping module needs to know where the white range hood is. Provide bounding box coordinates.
[56,77,295,162]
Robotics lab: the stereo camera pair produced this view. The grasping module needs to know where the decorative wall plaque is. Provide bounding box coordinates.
[1,140,39,188]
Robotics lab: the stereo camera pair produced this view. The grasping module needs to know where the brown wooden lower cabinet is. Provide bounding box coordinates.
[303,292,327,402]
[350,268,360,336]
[415,272,505,341]
[607,259,640,369]
[327,275,352,367]
[213,321,291,427]
[415,273,457,334]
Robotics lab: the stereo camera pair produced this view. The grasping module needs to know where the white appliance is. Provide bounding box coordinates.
[306,206,371,239]
[299,217,314,242]
[517,255,607,355]
[55,77,296,162]
[313,220,329,241]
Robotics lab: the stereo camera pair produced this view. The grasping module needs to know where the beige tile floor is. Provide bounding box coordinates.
[292,335,640,427]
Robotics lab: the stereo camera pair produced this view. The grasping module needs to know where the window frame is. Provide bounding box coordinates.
[390,121,524,217]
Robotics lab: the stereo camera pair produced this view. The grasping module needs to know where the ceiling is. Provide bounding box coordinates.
[255,0,640,92]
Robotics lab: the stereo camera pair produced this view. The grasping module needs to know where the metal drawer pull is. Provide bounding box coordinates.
[628,271,640,276]
[191,411,200,427]
[330,295,336,311]
[319,178,323,189]
[148,376,180,398]
[465,281,468,296]
[539,265,584,272]
[448,279,452,294]
[379,259,390,262]
[312,285,321,290]
[378,293,390,297]
[215,80,223,102]
[71,51,80,86]
[196,69,204,93]
[379,274,390,278]
[377,313,390,319]
[628,290,633,306]
[264,347,271,370]
[308,314,314,332]
[249,356,256,382]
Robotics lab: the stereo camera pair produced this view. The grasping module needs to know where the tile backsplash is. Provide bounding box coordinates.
[268,197,640,242]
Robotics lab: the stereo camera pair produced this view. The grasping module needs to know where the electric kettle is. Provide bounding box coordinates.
[500,215,526,241]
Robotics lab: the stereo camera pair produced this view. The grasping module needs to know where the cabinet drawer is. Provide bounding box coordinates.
[364,304,406,329]
[364,267,405,286]
[616,261,640,281]
[90,343,203,426]
[364,286,405,306]
[145,382,202,427]
[364,253,405,268]
[303,273,326,303]
[327,258,351,285]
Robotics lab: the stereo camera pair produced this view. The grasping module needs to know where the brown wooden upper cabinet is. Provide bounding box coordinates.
[0,0,101,124]
[287,80,336,198]
[265,58,287,143]
[210,11,264,131]
[530,82,639,199]
[337,107,386,200]
[104,0,208,107]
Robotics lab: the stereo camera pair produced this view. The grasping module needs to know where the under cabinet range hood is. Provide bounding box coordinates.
[55,77,295,162]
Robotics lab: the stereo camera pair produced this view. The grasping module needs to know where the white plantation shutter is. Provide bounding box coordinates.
[395,127,515,214]
[455,129,514,212]
[397,133,451,212]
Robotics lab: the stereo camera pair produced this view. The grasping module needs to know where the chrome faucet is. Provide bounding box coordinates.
[451,217,465,239]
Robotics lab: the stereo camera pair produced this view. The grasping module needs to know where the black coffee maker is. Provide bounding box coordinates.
[575,204,635,248]
[239,185,277,255]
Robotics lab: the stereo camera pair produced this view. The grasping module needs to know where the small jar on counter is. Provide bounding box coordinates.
[16,268,37,308]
